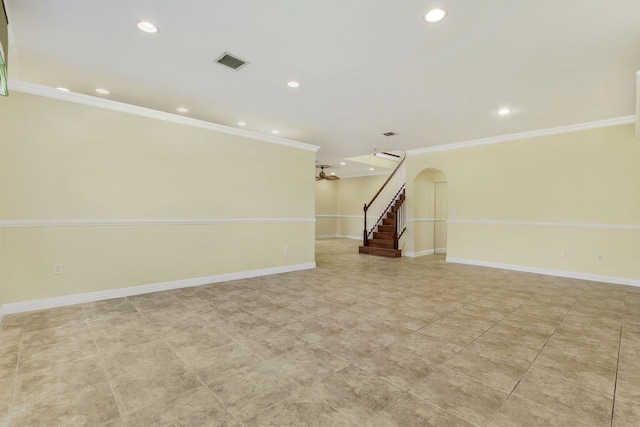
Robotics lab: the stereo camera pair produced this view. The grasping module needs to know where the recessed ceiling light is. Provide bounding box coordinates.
[425,9,446,23]
[369,168,375,171]
[331,172,336,175]
[176,107,188,113]
[498,108,512,116]
[287,81,300,88]
[271,130,280,135]
[137,21,158,33]
[95,88,110,95]
[340,162,346,166]
[56,87,70,92]
[237,121,247,127]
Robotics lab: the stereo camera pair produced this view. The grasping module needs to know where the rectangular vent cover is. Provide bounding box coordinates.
[215,52,248,70]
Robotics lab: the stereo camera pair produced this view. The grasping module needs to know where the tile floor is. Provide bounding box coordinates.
[1,238,639,426]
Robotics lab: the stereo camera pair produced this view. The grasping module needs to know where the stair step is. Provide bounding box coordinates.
[382,218,395,226]
[386,212,395,219]
[378,225,395,233]
[373,232,394,240]
[368,239,395,249]
[359,246,402,258]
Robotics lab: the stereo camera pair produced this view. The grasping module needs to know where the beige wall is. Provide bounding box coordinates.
[0,91,316,305]
[315,174,390,239]
[315,180,338,237]
[406,123,640,282]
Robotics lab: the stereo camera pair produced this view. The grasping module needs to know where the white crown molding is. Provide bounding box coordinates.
[7,79,320,153]
[0,218,316,228]
[0,262,316,316]
[447,257,639,288]
[447,219,640,231]
[406,116,636,156]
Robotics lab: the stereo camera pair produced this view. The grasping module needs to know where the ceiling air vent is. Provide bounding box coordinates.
[383,132,396,137]
[215,52,248,70]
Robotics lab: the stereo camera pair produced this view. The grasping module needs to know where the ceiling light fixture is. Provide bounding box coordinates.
[95,88,110,95]
[369,168,375,171]
[271,130,280,135]
[498,108,512,116]
[237,121,247,126]
[287,81,300,88]
[176,107,188,113]
[340,162,346,166]
[425,9,446,23]
[56,87,70,92]
[137,21,158,33]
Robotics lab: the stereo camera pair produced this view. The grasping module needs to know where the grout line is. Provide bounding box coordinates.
[610,288,627,427]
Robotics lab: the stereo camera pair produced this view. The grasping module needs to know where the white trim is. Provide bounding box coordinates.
[8,80,320,153]
[447,219,640,231]
[315,215,362,219]
[406,116,636,155]
[0,218,316,228]
[407,218,447,223]
[447,258,639,288]
[0,262,316,316]
[404,249,435,258]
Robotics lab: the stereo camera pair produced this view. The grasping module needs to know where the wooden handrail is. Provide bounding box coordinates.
[365,153,407,209]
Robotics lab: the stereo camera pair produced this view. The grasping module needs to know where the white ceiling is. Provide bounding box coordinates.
[5,0,640,176]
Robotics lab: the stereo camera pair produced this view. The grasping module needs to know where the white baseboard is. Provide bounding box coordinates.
[404,249,434,258]
[446,258,639,287]
[0,262,316,316]
[315,234,361,240]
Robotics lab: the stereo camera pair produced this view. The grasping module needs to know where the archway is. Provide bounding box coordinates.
[412,168,448,256]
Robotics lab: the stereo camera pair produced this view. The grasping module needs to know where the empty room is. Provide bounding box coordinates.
[1,1,639,426]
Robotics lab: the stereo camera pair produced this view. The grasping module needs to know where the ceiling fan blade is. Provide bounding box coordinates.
[315,176,323,181]
[325,176,340,180]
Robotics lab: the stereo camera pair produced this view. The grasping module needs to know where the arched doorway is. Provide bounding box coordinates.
[413,168,448,256]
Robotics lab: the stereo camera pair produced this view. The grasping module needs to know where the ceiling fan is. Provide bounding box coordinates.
[316,165,340,181]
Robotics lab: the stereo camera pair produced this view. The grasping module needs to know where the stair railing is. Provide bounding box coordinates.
[394,194,406,249]
[363,153,406,246]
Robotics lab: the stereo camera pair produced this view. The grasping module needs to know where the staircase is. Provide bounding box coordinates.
[359,154,406,258]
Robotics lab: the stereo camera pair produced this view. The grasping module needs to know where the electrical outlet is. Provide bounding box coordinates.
[54,264,63,275]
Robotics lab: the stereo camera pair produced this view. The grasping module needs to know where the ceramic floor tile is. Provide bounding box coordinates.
[513,370,613,426]
[237,326,307,360]
[244,388,354,427]
[356,346,437,391]
[268,344,349,386]
[309,365,404,425]
[489,395,590,427]
[109,359,201,414]
[4,382,119,427]
[283,316,347,344]
[0,352,18,381]
[208,362,302,421]
[365,393,475,427]
[122,386,239,427]
[532,349,617,395]
[17,338,97,374]
[463,333,540,369]
[613,397,640,426]
[444,348,527,393]
[409,368,509,426]
[390,331,459,365]
[314,330,384,363]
